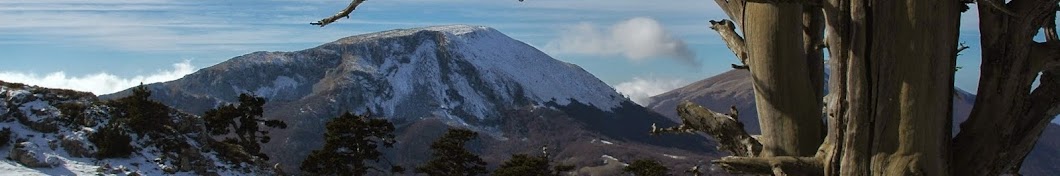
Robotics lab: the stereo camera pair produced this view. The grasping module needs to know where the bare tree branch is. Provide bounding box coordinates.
[731,64,750,70]
[712,156,823,175]
[710,20,750,70]
[311,0,367,27]
[653,101,762,157]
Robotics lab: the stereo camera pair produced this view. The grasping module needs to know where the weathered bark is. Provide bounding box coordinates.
[821,0,855,174]
[817,0,959,175]
[952,0,1060,174]
[714,0,748,28]
[652,102,762,157]
[804,5,826,115]
[714,156,823,175]
[745,2,825,157]
[710,20,750,69]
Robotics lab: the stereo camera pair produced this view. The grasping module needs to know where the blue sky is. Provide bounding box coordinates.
[0,0,1050,122]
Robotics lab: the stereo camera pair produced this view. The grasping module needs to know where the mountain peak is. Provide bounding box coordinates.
[119,24,627,124]
[330,24,500,45]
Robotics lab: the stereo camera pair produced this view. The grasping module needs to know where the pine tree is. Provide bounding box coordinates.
[89,123,133,158]
[493,149,574,176]
[300,112,403,176]
[109,84,171,135]
[415,128,487,176]
[622,159,669,176]
[203,93,287,161]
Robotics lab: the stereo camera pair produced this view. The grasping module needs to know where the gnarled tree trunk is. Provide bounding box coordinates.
[745,2,825,157]
[952,0,1060,175]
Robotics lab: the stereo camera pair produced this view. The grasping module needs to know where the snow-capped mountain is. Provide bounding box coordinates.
[105,25,715,174]
[646,69,1060,175]
[109,25,625,129]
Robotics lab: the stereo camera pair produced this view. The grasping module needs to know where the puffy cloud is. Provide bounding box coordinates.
[546,17,699,65]
[0,60,197,95]
[614,77,688,106]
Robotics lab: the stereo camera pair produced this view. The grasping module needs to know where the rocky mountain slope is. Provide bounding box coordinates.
[646,69,1060,174]
[0,81,271,175]
[106,25,717,174]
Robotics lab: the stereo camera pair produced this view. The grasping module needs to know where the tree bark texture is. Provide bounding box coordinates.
[817,0,961,175]
[952,0,1060,174]
[745,2,826,158]
[663,0,1057,174]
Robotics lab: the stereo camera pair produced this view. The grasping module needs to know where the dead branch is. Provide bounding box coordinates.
[653,102,761,157]
[731,64,750,70]
[710,20,750,69]
[957,42,971,56]
[311,0,367,27]
[713,156,823,175]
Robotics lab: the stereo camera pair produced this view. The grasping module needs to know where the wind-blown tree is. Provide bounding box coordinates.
[299,112,404,176]
[309,0,1060,175]
[203,93,287,161]
[416,128,488,176]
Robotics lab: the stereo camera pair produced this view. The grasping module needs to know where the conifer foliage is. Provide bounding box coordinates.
[300,112,403,176]
[203,93,287,161]
[492,148,574,176]
[416,128,487,176]
[108,84,171,135]
[89,123,133,158]
[622,159,670,176]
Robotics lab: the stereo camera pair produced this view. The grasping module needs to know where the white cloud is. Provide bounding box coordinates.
[546,17,700,65]
[0,60,198,95]
[614,77,688,106]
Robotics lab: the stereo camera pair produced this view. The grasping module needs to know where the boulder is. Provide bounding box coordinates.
[60,131,96,158]
[9,142,62,168]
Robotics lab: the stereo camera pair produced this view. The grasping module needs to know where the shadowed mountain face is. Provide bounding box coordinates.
[646,69,1060,174]
[105,25,718,174]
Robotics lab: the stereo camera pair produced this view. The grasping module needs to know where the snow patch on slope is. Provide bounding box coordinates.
[446,25,625,110]
[338,25,625,117]
[253,75,300,98]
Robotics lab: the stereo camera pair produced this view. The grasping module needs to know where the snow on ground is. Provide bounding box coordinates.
[0,83,266,176]
[662,153,687,160]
